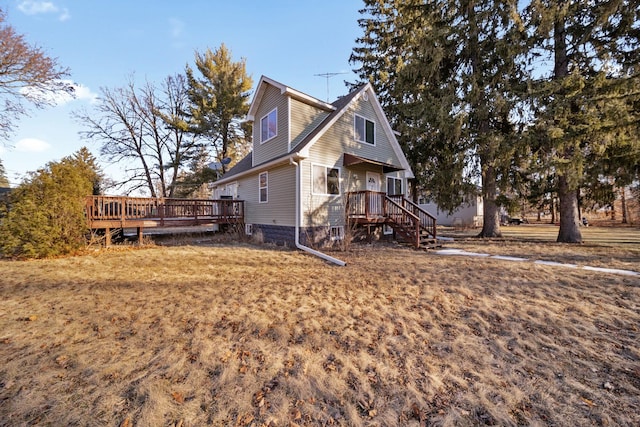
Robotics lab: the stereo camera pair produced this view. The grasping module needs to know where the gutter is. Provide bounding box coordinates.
[290,158,346,267]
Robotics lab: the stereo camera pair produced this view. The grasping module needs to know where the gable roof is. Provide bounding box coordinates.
[247,76,335,121]
[216,77,414,186]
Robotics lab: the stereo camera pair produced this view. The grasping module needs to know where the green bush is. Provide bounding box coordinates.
[0,148,102,259]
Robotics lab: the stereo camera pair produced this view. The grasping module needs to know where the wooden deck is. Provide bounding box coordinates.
[85,196,244,244]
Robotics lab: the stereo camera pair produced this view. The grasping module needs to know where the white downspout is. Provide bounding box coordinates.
[290,157,346,266]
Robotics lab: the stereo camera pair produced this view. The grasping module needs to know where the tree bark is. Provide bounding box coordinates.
[478,163,502,237]
[621,187,628,224]
[556,174,582,243]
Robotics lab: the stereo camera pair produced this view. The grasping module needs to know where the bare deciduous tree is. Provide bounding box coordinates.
[76,75,201,197]
[0,10,73,141]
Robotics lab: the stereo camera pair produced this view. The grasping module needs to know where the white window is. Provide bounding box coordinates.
[259,172,268,203]
[329,226,344,242]
[354,114,375,145]
[245,224,253,236]
[260,108,277,143]
[387,177,403,196]
[383,224,394,235]
[312,165,340,195]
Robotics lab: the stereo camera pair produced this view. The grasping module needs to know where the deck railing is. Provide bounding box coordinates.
[85,196,244,227]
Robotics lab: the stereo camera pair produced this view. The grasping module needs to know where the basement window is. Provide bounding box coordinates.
[245,224,253,236]
[329,226,344,242]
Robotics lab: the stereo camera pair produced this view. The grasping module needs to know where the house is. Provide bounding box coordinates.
[212,76,436,252]
[418,194,483,228]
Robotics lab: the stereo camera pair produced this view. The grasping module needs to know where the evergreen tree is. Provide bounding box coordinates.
[0,148,102,258]
[0,158,9,187]
[525,0,640,242]
[186,44,253,173]
[351,0,527,237]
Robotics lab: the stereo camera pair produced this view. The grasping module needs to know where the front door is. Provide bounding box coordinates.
[366,172,382,215]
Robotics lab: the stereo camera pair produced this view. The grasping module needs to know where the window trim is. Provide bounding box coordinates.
[354,114,375,145]
[258,171,268,203]
[312,163,341,196]
[260,108,278,144]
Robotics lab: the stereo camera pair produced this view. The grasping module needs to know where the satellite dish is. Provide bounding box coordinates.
[221,157,232,165]
[208,161,223,170]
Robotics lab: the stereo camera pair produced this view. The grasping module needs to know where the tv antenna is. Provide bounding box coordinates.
[314,72,349,102]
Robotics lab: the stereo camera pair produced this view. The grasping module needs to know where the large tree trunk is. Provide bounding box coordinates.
[478,163,502,237]
[556,174,582,243]
[621,187,628,224]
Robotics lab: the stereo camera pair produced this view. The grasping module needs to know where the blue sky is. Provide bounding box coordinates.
[0,0,363,187]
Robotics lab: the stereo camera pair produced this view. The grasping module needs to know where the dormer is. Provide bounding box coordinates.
[246,76,335,166]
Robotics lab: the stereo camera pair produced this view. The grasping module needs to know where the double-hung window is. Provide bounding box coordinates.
[312,165,340,195]
[259,172,268,203]
[354,114,375,145]
[260,108,277,143]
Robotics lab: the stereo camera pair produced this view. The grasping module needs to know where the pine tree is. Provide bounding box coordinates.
[0,158,9,187]
[185,44,253,173]
[525,0,640,242]
[352,0,527,237]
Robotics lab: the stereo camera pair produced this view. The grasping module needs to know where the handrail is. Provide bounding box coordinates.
[390,196,437,239]
[84,196,244,227]
[384,196,421,248]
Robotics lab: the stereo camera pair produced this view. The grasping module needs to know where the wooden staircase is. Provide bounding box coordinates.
[347,191,439,249]
[385,195,438,249]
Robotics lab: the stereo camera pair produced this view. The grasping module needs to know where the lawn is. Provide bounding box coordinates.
[0,229,639,426]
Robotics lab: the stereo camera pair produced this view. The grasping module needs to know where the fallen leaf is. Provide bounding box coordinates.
[171,391,184,404]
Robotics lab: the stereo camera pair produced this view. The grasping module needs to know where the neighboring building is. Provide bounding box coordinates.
[418,194,484,228]
[213,76,435,247]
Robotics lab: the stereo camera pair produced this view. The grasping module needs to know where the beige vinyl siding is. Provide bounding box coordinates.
[237,164,296,227]
[308,96,403,167]
[253,84,289,165]
[289,98,329,150]
[299,95,408,227]
[300,158,346,228]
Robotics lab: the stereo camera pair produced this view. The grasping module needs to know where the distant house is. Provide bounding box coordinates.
[418,194,483,228]
[213,76,436,248]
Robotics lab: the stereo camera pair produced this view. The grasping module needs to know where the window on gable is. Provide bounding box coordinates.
[260,108,277,143]
[259,172,268,203]
[355,114,375,145]
[312,165,340,195]
[387,177,403,196]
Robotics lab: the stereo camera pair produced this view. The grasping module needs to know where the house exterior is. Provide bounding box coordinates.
[213,76,434,247]
[418,195,484,228]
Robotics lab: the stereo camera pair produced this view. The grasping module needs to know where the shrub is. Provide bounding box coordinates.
[0,148,102,258]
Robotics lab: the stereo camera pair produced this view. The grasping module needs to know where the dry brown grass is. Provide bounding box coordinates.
[1,240,639,426]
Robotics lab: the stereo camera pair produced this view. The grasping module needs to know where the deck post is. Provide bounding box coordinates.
[137,227,144,246]
[105,227,111,247]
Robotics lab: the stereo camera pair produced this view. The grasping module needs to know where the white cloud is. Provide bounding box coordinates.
[68,82,98,104]
[58,7,71,21]
[15,138,51,153]
[169,18,184,38]
[17,0,57,14]
[17,1,70,21]
[21,80,98,106]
